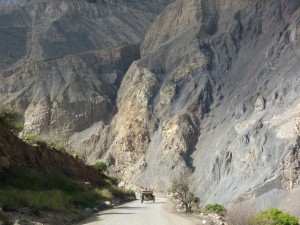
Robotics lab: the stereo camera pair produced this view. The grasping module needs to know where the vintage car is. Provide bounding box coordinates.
[140,190,155,203]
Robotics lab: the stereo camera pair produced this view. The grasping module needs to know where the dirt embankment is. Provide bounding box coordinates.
[0,119,108,224]
[0,120,103,183]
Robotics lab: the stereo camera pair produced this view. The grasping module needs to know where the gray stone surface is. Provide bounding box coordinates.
[0,0,172,141]
[93,0,300,214]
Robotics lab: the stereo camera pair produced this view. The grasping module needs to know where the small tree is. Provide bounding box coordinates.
[170,172,199,213]
[0,108,23,133]
[205,203,227,215]
[93,161,108,172]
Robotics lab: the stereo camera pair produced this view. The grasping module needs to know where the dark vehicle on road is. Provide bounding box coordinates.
[141,190,155,203]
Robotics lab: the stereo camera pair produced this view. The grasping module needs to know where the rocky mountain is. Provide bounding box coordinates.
[0,0,172,139]
[81,0,300,212]
[1,0,300,215]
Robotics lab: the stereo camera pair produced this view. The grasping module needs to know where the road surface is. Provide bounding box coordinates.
[78,197,200,225]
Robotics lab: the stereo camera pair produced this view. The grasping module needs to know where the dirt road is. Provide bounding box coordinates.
[78,197,200,225]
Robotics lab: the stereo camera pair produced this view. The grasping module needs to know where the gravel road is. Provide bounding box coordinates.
[78,197,200,225]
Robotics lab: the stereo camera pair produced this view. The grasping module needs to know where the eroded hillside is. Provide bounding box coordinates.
[80,0,300,213]
[0,0,173,140]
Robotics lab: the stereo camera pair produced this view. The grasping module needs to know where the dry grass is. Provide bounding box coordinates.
[225,204,255,225]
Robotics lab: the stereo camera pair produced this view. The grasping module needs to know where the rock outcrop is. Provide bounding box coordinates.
[0,0,172,140]
[2,44,140,140]
[85,0,300,212]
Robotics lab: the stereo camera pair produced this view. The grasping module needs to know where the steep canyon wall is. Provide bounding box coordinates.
[89,0,300,210]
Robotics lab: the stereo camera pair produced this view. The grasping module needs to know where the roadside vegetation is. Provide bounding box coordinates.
[0,107,66,152]
[0,166,135,213]
[170,171,199,213]
[204,203,227,216]
[0,109,135,224]
[226,205,299,225]
[170,171,298,225]
[191,202,299,225]
[0,108,23,134]
[93,161,108,172]
[250,208,299,225]
[22,133,66,152]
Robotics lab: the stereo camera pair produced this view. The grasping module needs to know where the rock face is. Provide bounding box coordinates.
[1,0,300,213]
[0,0,172,140]
[2,44,140,140]
[85,0,300,210]
[0,0,170,69]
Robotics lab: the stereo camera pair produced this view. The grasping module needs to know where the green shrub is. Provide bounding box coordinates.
[96,175,119,187]
[0,189,71,212]
[23,133,47,146]
[93,161,108,172]
[0,167,136,212]
[0,108,23,133]
[23,134,66,151]
[105,175,119,185]
[94,186,135,201]
[0,187,105,212]
[110,187,135,199]
[0,167,99,211]
[251,208,299,225]
[69,191,99,208]
[73,153,80,159]
[50,140,66,152]
[205,203,227,215]
[95,188,112,200]
[1,167,84,192]
[191,205,202,214]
